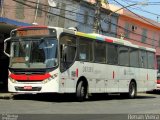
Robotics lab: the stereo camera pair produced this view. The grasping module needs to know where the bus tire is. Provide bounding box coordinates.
[128,81,137,99]
[76,81,87,102]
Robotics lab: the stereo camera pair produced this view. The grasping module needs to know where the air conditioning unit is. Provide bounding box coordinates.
[48,0,57,7]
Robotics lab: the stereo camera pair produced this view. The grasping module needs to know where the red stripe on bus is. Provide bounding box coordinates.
[10,73,51,81]
[113,71,115,79]
[157,80,160,84]
[76,68,79,77]
[105,38,113,43]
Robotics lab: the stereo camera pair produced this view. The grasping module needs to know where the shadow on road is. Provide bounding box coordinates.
[12,92,157,102]
[146,90,160,95]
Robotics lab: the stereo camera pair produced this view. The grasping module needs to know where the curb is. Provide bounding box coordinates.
[0,93,14,99]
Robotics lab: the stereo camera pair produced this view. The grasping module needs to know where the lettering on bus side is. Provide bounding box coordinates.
[82,66,94,73]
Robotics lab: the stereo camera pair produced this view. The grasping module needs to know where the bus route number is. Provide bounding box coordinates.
[83,66,93,73]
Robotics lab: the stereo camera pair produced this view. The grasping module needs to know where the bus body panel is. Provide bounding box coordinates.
[8,69,60,93]
[5,26,157,97]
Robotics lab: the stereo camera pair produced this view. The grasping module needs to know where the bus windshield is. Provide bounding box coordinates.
[10,37,58,69]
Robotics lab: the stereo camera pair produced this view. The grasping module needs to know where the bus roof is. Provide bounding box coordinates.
[14,26,156,52]
[73,31,156,52]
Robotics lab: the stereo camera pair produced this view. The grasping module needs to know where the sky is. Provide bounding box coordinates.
[108,0,160,22]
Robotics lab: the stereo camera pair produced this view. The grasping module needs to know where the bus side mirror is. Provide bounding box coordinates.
[4,38,11,57]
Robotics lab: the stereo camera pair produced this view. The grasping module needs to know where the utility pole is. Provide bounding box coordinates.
[93,0,102,34]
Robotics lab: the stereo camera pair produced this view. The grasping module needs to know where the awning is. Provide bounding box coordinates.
[0,17,31,26]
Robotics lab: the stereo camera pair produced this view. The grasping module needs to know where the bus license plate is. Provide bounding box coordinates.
[24,86,32,90]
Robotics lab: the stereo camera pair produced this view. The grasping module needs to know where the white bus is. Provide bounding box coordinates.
[4,26,157,101]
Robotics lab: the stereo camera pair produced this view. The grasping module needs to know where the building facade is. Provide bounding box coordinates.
[111,6,160,71]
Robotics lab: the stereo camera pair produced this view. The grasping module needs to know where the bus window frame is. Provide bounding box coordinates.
[147,51,155,69]
[139,49,148,69]
[129,47,140,68]
[106,43,119,65]
[59,33,78,72]
[78,36,94,63]
[118,45,130,67]
[94,40,106,64]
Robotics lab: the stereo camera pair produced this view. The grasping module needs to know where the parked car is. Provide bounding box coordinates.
[156,73,160,90]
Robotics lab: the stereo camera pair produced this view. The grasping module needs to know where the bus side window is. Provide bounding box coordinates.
[147,52,154,69]
[139,50,147,68]
[107,44,118,65]
[60,34,77,72]
[78,38,93,62]
[119,46,129,66]
[94,41,106,63]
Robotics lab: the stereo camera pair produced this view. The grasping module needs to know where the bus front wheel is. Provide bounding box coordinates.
[128,81,137,99]
[76,81,87,102]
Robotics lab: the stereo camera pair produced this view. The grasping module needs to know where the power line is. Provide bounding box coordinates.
[22,0,95,18]
[119,0,160,17]
[12,0,81,23]
[112,0,160,28]
[11,0,160,47]
[23,0,160,39]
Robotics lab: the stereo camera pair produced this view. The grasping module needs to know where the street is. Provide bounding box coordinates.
[0,92,160,114]
[0,92,160,120]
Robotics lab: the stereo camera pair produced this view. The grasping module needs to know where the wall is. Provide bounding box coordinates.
[117,15,160,55]
[1,0,48,25]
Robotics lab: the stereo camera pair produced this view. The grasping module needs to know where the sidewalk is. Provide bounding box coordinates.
[0,92,13,99]
[0,88,14,99]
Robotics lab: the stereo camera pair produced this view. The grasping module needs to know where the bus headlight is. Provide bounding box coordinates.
[42,73,58,84]
[9,77,17,83]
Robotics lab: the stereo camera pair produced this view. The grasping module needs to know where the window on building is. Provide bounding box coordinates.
[15,0,25,19]
[79,38,93,62]
[0,0,3,7]
[131,25,137,32]
[110,16,117,36]
[84,11,88,24]
[141,28,147,43]
[94,41,106,63]
[107,44,118,65]
[152,32,156,47]
[58,3,66,27]
[124,23,130,39]
[37,4,43,17]
[101,14,109,35]
[119,46,129,66]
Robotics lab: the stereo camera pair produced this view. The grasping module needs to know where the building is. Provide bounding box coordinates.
[108,4,160,71]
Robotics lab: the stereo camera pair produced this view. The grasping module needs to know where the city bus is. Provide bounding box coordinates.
[4,26,157,101]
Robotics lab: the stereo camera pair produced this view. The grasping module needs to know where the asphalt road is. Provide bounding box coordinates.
[0,92,160,120]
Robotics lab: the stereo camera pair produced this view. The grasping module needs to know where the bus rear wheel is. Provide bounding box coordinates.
[76,81,87,102]
[128,81,137,99]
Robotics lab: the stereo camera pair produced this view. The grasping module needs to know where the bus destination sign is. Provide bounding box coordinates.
[16,29,50,37]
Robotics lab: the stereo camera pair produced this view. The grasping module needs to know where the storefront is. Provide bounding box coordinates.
[0,17,30,91]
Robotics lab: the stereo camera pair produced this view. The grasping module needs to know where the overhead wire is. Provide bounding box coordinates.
[11,0,160,48]
[119,0,160,18]
[112,0,160,28]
